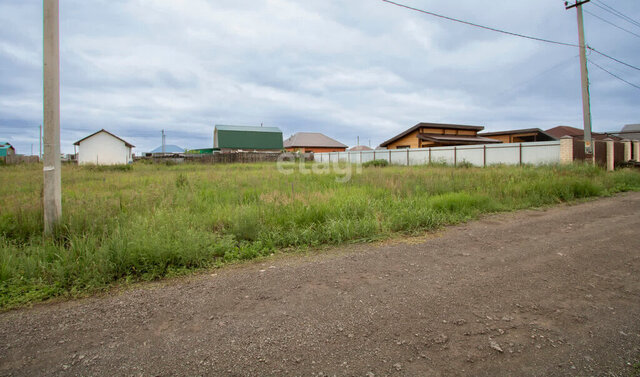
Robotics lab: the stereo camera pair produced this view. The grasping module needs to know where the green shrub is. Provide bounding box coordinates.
[175,173,189,188]
[83,164,133,172]
[362,159,389,168]
[457,160,474,168]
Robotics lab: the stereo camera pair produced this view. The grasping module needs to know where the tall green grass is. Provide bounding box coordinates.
[1,162,639,308]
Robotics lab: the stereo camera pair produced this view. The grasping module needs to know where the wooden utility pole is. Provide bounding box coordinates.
[43,0,62,234]
[566,0,593,157]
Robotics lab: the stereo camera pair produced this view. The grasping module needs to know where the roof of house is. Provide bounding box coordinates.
[215,125,282,133]
[418,133,502,145]
[73,129,135,148]
[478,128,557,139]
[215,125,283,150]
[380,122,485,147]
[0,141,12,146]
[545,126,585,138]
[545,126,614,140]
[348,145,373,151]
[150,145,184,154]
[284,132,347,148]
[618,124,640,140]
[0,144,14,156]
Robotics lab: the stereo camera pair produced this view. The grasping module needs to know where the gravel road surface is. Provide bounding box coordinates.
[1,193,640,376]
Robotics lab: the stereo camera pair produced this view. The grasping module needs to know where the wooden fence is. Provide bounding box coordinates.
[1,155,40,165]
[136,151,300,164]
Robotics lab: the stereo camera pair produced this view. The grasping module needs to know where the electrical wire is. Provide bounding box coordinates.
[589,59,640,90]
[591,0,640,29]
[587,46,640,71]
[584,9,640,39]
[494,55,579,99]
[380,0,579,47]
[380,0,640,77]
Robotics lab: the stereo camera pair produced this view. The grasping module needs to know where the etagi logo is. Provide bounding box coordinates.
[276,153,362,183]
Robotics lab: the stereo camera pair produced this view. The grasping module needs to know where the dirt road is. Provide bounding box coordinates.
[1,193,640,376]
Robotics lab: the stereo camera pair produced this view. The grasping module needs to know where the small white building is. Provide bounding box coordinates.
[73,129,134,165]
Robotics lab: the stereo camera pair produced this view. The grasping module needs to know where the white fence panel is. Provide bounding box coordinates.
[430,147,455,165]
[344,152,353,163]
[390,149,407,165]
[456,146,485,166]
[409,149,429,165]
[486,145,520,165]
[372,150,388,162]
[361,151,375,163]
[314,141,561,167]
[521,141,560,165]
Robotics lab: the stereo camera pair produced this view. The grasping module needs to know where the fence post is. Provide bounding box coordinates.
[483,144,487,167]
[388,150,391,164]
[634,141,640,162]
[519,143,523,166]
[453,146,457,167]
[623,139,632,162]
[428,148,431,164]
[604,138,614,171]
[406,148,409,166]
[360,151,362,164]
[560,136,573,164]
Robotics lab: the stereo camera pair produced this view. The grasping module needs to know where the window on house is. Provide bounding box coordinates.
[396,145,410,149]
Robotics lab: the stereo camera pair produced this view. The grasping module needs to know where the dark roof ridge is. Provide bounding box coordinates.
[73,129,135,148]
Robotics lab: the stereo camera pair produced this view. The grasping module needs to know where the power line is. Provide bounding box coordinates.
[589,59,640,90]
[380,1,640,72]
[380,0,579,47]
[592,0,640,29]
[494,54,578,99]
[584,9,640,39]
[587,46,640,71]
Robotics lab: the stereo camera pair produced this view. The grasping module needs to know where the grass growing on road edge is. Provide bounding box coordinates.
[1,162,639,309]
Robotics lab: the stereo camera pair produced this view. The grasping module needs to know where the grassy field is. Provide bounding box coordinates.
[1,162,639,309]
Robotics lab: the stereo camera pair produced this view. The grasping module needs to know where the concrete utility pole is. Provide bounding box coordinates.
[566,0,593,157]
[161,129,165,154]
[43,0,62,234]
[39,124,43,160]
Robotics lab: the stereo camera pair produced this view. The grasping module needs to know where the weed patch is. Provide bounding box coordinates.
[1,163,639,308]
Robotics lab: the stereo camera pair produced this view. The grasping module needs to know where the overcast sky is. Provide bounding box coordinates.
[1,0,639,154]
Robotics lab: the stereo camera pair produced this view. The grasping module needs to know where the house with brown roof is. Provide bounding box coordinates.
[545,126,619,141]
[348,145,373,152]
[284,132,348,153]
[379,122,501,149]
[478,128,557,143]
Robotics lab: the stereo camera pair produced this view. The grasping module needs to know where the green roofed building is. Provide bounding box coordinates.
[214,125,283,152]
[0,142,15,157]
[186,148,216,155]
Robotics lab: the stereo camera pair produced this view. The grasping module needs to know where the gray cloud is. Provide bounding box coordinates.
[1,0,638,154]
